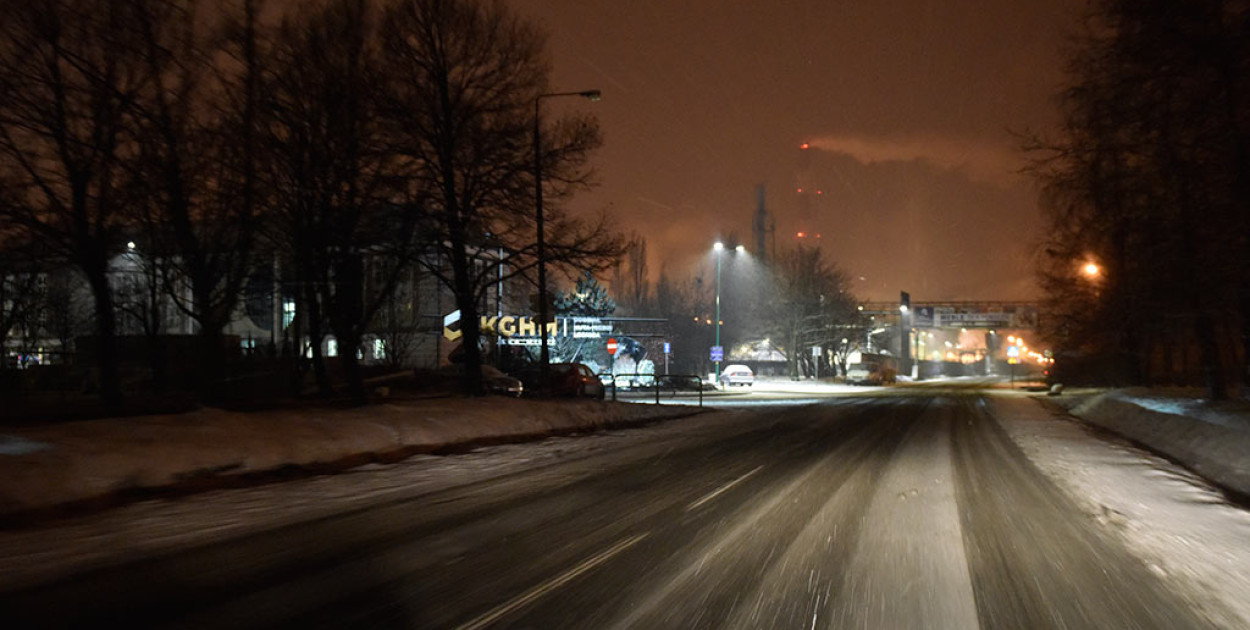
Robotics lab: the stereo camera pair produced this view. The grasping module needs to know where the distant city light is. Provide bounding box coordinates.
[713,242,724,251]
[1082,262,1100,277]
[735,244,745,253]
[800,143,810,150]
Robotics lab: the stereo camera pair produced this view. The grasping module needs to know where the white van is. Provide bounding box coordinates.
[846,362,887,385]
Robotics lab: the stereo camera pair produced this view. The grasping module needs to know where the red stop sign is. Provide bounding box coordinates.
[606,337,618,354]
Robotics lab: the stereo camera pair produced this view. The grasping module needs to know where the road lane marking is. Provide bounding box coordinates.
[455,533,649,630]
[686,465,764,511]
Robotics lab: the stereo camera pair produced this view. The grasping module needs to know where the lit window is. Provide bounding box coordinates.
[283,300,296,328]
[374,339,386,359]
[327,339,338,357]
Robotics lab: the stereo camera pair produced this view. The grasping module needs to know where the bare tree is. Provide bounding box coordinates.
[611,232,649,313]
[0,241,43,367]
[262,0,421,403]
[380,0,619,395]
[123,0,269,399]
[1027,0,1250,397]
[0,0,157,406]
[760,245,858,379]
[650,265,715,376]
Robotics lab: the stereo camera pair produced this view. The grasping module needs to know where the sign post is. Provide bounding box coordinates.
[710,345,723,384]
[607,337,618,400]
[663,341,671,375]
[1007,346,1020,389]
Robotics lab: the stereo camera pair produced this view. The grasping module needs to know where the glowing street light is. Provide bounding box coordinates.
[1082,262,1101,278]
[712,241,747,381]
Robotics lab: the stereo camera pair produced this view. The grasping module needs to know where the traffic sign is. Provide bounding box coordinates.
[606,337,619,354]
[710,345,723,362]
[663,341,671,354]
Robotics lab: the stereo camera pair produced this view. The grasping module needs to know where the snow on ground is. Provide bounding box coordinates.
[0,397,701,517]
[988,394,1250,629]
[1051,389,1250,496]
[1109,387,1250,432]
[0,405,747,591]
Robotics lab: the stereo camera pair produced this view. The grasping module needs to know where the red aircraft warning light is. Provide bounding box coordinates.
[800,142,810,150]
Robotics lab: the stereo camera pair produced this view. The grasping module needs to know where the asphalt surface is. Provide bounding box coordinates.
[0,390,1223,629]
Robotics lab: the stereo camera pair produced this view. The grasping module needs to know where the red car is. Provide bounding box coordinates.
[517,363,605,399]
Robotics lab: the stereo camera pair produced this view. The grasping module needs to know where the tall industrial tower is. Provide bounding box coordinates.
[752,184,774,263]
[793,142,823,245]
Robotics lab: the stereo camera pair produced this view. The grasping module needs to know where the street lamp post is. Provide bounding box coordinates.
[712,242,745,383]
[534,89,601,393]
[714,242,724,382]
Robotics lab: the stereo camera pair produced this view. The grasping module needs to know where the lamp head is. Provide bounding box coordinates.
[713,242,724,251]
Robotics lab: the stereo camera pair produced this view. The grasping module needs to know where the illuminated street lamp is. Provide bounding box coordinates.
[711,242,746,382]
[534,89,601,392]
[1082,261,1101,278]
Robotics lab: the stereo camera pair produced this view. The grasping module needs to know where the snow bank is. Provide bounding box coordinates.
[1053,389,1250,498]
[0,398,701,518]
[990,395,1250,629]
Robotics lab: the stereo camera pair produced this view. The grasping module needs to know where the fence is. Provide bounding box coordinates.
[599,371,705,407]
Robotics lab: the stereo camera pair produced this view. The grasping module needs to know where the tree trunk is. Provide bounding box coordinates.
[304,281,332,397]
[450,243,484,396]
[330,254,368,406]
[340,331,366,405]
[83,263,123,408]
[192,282,228,401]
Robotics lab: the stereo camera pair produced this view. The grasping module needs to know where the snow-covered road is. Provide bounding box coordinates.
[3,391,1246,628]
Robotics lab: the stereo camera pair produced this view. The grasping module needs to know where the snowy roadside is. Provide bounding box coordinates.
[1051,388,1250,497]
[0,405,744,592]
[987,394,1250,629]
[0,397,705,520]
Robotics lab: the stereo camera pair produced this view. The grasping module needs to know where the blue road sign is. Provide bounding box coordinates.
[664,341,671,354]
[710,345,723,362]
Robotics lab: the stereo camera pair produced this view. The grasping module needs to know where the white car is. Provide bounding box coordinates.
[719,364,755,387]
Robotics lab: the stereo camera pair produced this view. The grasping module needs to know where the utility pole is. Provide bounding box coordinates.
[899,291,911,376]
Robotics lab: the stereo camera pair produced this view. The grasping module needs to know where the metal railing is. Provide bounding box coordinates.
[598,371,706,407]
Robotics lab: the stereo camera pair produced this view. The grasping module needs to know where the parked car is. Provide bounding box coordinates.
[435,364,524,397]
[517,363,605,399]
[719,364,755,387]
[481,365,524,397]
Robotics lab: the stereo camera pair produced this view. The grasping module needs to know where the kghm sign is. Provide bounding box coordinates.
[443,311,612,345]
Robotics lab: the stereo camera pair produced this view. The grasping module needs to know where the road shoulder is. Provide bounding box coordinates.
[985,394,1250,629]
